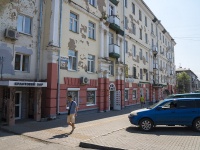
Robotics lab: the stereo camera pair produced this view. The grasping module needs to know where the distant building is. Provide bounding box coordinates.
[176,67,198,93]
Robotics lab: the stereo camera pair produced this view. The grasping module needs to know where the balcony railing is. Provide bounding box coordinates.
[152,45,158,55]
[108,15,124,36]
[109,44,120,58]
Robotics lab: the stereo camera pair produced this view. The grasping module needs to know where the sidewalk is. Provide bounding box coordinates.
[0,104,144,149]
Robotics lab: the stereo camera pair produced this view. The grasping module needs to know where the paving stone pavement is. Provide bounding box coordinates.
[0,104,142,149]
[1,103,200,150]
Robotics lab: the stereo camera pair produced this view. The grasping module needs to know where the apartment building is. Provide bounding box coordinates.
[0,0,46,125]
[176,67,198,93]
[0,0,176,125]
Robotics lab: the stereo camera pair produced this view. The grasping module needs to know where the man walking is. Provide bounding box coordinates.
[66,95,78,133]
[140,95,145,108]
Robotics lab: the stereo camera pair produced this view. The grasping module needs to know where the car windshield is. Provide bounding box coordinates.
[148,100,164,109]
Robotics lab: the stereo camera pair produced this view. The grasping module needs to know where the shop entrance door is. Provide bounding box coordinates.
[15,91,22,119]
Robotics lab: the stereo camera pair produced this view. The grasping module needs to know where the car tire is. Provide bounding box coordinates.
[139,118,153,131]
[193,118,200,132]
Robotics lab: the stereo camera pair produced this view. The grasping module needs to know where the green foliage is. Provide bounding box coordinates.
[176,72,190,93]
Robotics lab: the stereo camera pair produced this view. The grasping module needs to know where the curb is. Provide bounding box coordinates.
[79,142,125,150]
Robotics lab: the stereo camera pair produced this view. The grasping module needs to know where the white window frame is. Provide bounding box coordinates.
[87,54,95,73]
[88,0,96,7]
[14,53,30,72]
[109,61,114,76]
[132,89,137,100]
[109,4,115,16]
[67,88,80,106]
[70,12,79,33]
[109,32,114,44]
[88,21,96,39]
[132,23,136,35]
[125,88,129,101]
[86,88,97,106]
[132,45,136,57]
[68,50,77,71]
[132,3,135,14]
[17,14,32,35]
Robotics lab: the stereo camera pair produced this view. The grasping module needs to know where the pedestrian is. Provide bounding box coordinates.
[66,95,78,133]
[140,95,145,108]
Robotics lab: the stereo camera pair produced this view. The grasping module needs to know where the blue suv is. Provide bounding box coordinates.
[128,98,200,131]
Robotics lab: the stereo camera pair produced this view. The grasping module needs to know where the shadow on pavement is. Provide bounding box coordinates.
[126,126,200,136]
[0,104,144,136]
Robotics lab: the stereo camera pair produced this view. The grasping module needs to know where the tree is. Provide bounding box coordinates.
[176,72,190,93]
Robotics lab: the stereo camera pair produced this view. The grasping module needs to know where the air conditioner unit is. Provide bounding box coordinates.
[80,77,90,84]
[5,28,19,40]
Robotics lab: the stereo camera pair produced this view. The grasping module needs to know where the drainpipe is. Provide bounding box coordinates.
[36,0,43,81]
[122,0,125,109]
[57,0,63,115]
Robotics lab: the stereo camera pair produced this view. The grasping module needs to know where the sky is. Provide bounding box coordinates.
[143,0,200,79]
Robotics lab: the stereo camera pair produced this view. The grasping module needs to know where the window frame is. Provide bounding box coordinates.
[70,12,79,33]
[133,66,136,79]
[88,21,96,39]
[14,53,30,72]
[68,50,77,71]
[67,88,80,106]
[139,28,142,40]
[132,44,136,57]
[132,22,136,35]
[86,88,97,106]
[124,40,128,53]
[88,0,96,7]
[132,89,137,100]
[87,54,95,73]
[132,3,135,14]
[125,88,129,101]
[139,10,142,21]
[109,61,114,76]
[17,14,32,35]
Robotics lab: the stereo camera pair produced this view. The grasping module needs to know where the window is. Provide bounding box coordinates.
[125,16,128,29]
[109,4,114,16]
[124,40,128,53]
[132,89,137,100]
[125,89,129,101]
[88,0,96,7]
[145,16,147,27]
[139,10,142,21]
[88,54,95,72]
[109,32,114,44]
[109,61,114,75]
[151,23,154,33]
[132,3,135,14]
[151,39,154,46]
[70,12,78,33]
[146,52,148,62]
[163,35,164,43]
[176,100,196,109]
[124,0,127,8]
[145,33,148,44]
[133,67,136,79]
[160,32,161,40]
[146,72,148,81]
[140,68,143,80]
[139,49,142,60]
[139,28,142,40]
[132,23,136,35]
[17,14,32,34]
[67,89,79,106]
[15,53,30,72]
[132,45,136,57]
[87,89,96,105]
[68,50,77,71]
[88,21,95,39]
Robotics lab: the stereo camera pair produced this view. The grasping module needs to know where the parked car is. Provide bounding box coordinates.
[166,93,200,99]
[128,98,200,131]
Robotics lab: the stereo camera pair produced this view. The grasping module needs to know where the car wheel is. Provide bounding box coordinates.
[139,118,153,131]
[193,118,200,131]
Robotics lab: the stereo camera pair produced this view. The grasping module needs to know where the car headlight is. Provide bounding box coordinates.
[129,112,138,117]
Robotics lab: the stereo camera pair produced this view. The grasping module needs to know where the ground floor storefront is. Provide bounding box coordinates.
[0,81,47,126]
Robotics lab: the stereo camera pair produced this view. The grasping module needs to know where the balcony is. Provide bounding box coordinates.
[109,44,120,58]
[108,15,124,36]
[153,63,158,70]
[152,45,158,55]
[110,0,119,5]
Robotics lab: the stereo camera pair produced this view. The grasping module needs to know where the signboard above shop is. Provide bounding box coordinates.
[0,81,47,87]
